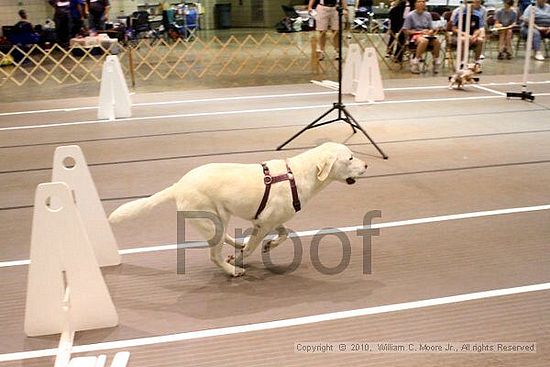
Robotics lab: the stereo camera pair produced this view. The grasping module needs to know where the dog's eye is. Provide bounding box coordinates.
[349,157,353,161]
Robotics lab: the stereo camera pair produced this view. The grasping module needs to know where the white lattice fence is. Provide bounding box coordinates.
[0,32,347,87]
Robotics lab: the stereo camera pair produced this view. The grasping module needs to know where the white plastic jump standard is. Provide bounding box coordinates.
[97,55,132,121]
[24,182,118,337]
[52,145,120,267]
[355,47,385,102]
[342,43,363,95]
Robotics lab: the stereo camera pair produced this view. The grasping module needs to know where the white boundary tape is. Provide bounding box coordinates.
[2,203,549,269]
[1,281,549,362]
[1,92,549,132]
[0,81,548,118]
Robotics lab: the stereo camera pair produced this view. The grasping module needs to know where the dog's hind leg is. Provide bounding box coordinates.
[262,226,288,253]
[228,225,270,267]
[187,211,245,276]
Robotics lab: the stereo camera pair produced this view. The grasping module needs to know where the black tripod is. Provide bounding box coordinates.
[276,2,388,159]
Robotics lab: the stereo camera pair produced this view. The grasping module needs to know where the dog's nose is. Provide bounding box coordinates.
[364,164,368,169]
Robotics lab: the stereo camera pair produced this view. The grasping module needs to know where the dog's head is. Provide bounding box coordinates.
[315,142,368,185]
[467,62,482,74]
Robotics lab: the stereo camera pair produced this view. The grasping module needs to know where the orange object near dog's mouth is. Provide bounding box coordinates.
[346,177,356,185]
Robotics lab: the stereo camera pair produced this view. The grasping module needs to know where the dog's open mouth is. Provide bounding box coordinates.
[346,177,356,185]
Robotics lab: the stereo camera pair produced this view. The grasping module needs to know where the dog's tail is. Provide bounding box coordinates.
[109,185,175,224]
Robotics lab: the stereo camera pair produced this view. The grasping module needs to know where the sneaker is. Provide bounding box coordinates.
[497,52,504,60]
[410,58,420,74]
[480,54,485,60]
[505,51,512,60]
[433,60,441,74]
[535,51,545,61]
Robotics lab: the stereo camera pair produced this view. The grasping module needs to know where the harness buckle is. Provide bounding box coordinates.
[264,175,273,185]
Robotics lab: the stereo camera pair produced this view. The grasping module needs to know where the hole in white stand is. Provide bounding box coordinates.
[63,157,76,170]
[45,196,63,212]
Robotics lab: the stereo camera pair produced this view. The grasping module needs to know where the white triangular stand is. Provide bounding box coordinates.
[24,182,118,337]
[342,43,363,95]
[355,47,385,102]
[52,145,120,267]
[97,55,131,121]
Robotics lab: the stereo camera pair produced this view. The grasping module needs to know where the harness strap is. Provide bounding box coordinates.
[254,161,301,219]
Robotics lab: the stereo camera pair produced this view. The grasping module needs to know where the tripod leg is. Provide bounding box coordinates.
[277,106,336,150]
[343,108,388,159]
[343,113,357,133]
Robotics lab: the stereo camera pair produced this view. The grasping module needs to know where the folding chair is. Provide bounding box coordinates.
[130,11,151,39]
[353,6,374,32]
[183,7,198,41]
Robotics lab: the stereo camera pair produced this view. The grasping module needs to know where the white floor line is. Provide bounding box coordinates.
[1,80,548,118]
[0,106,97,117]
[1,92,549,132]
[472,84,507,96]
[1,281,549,362]
[1,203,549,269]
[131,91,336,107]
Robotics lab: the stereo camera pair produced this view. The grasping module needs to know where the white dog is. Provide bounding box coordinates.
[109,142,368,276]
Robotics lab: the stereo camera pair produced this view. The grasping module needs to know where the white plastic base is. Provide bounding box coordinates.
[97,55,131,120]
[355,47,385,102]
[52,145,120,267]
[24,182,118,337]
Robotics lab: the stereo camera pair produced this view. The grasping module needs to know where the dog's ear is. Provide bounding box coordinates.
[317,153,337,181]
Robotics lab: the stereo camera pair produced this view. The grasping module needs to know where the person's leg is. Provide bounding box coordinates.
[415,36,428,59]
[332,30,339,50]
[387,31,396,55]
[505,29,513,58]
[531,28,543,60]
[319,31,327,52]
[395,31,406,61]
[98,11,106,30]
[330,7,339,53]
[59,13,71,47]
[315,5,329,58]
[88,12,96,32]
[431,38,441,73]
[498,30,506,52]
[473,40,483,61]
[71,18,82,38]
[532,28,542,51]
[431,38,441,59]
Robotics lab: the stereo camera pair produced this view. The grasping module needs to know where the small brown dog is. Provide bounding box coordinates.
[448,63,481,89]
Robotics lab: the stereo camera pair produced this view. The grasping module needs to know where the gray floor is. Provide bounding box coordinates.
[0,74,549,366]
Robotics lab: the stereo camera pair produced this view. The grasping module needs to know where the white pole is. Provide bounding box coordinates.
[54,286,74,367]
[456,3,464,71]
[463,3,472,67]
[522,3,536,90]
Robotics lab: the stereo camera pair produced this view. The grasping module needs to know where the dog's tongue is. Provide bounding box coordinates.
[346,177,356,185]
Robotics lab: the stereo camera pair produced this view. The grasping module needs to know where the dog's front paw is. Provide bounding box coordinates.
[226,253,245,267]
[232,267,246,277]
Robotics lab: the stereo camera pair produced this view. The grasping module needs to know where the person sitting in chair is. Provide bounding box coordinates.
[521,0,550,61]
[494,0,517,60]
[387,0,416,61]
[12,10,40,46]
[402,0,441,74]
[451,0,486,66]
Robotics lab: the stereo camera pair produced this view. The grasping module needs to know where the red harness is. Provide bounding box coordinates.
[254,161,301,219]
